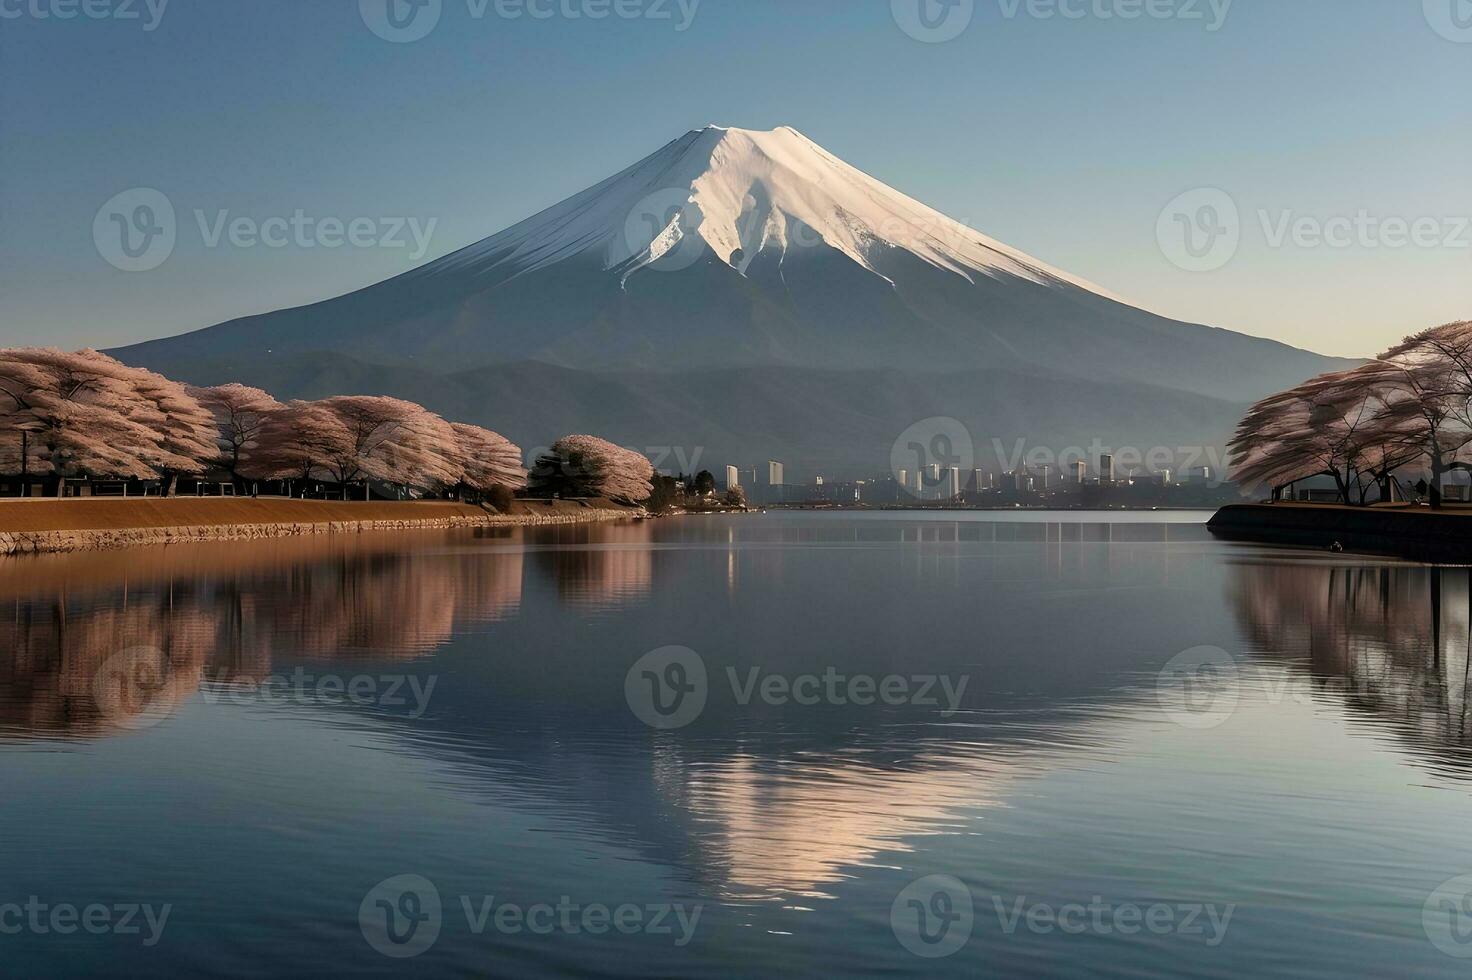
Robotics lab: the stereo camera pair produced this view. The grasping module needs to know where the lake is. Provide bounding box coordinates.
[4,511,1472,977]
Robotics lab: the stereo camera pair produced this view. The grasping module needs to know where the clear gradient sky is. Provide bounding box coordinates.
[1,0,1467,357]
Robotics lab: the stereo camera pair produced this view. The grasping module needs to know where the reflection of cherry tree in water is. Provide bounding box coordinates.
[1228,561,1472,773]
[0,533,525,737]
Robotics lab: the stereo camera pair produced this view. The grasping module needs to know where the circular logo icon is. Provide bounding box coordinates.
[1156,187,1240,273]
[625,646,708,730]
[93,188,175,272]
[1425,875,1472,957]
[621,189,707,272]
[1156,645,1239,729]
[891,874,973,958]
[91,646,176,731]
[1425,0,1472,42]
[891,0,975,43]
[359,0,441,43]
[891,417,975,502]
[359,874,442,959]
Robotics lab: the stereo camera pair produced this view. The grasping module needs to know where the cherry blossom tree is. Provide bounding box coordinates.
[531,435,654,504]
[313,396,463,498]
[450,423,527,501]
[1230,367,1398,504]
[187,384,283,485]
[246,400,351,494]
[1371,321,1472,507]
[0,348,211,494]
[127,370,218,495]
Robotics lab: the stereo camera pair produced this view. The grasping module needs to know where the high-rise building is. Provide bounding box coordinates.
[767,460,784,487]
[1070,460,1087,484]
[725,465,740,491]
[1098,454,1115,484]
[1037,465,1051,491]
[944,467,960,500]
[971,468,986,493]
[897,469,909,496]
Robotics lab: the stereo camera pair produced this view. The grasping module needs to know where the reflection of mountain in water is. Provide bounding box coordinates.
[1228,560,1472,777]
[0,516,1201,902]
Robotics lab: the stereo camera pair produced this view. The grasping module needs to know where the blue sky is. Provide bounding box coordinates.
[1,0,1467,357]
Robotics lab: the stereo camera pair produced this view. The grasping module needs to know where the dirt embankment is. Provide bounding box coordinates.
[0,497,642,555]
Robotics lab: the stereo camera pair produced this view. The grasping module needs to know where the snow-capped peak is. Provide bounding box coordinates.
[417,125,1120,302]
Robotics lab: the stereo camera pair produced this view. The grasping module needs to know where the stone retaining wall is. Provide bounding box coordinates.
[0,508,641,556]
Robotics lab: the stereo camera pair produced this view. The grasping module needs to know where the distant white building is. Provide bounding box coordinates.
[725,465,740,491]
[1070,460,1087,484]
[1098,454,1115,484]
[944,467,960,500]
[767,460,784,487]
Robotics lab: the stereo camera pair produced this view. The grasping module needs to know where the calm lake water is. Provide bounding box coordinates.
[4,511,1472,977]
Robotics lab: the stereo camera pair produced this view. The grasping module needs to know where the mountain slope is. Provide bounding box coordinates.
[145,350,1248,481]
[111,125,1354,476]
[116,126,1349,401]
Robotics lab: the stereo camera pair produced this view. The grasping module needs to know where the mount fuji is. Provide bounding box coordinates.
[115,125,1351,478]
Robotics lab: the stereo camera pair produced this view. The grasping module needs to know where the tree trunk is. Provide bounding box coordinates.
[1431,451,1445,510]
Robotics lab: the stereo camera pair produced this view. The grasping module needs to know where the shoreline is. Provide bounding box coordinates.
[1207,502,1472,561]
[0,497,643,556]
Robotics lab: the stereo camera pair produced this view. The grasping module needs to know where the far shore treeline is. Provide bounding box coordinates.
[0,348,656,506]
[1232,320,1472,508]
